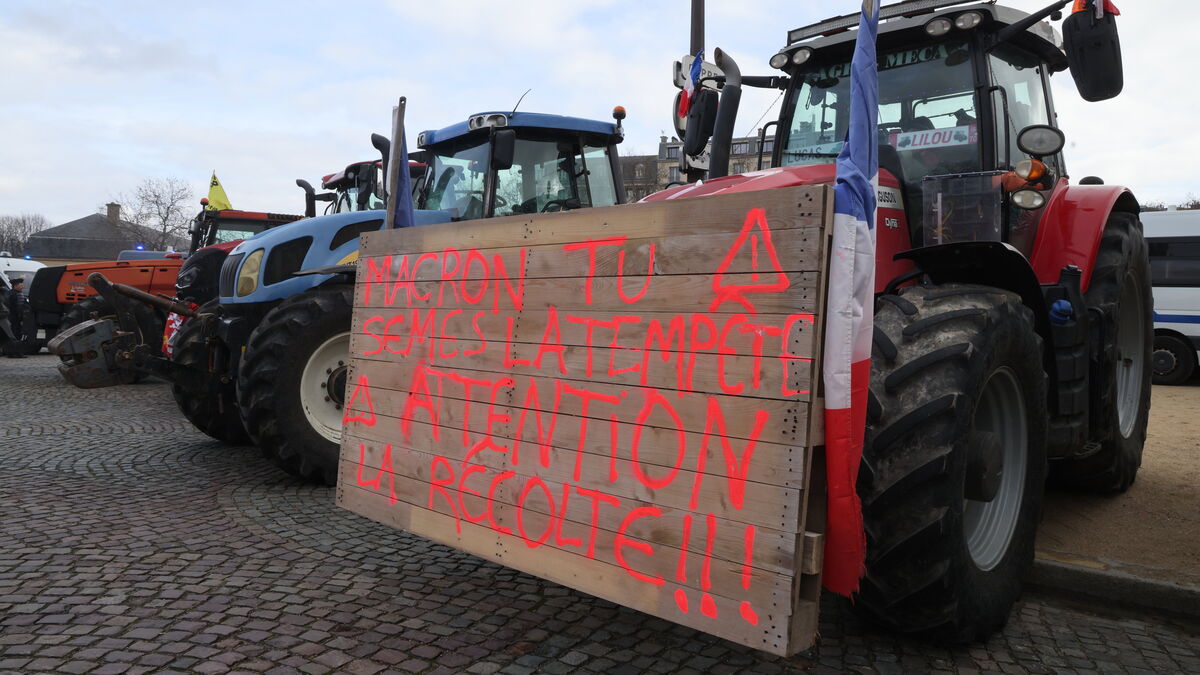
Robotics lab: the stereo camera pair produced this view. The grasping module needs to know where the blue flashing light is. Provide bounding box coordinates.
[136,244,145,250]
[23,255,31,260]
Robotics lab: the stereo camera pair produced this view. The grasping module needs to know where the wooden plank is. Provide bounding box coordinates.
[353,271,821,315]
[347,335,815,402]
[800,532,824,576]
[359,187,829,257]
[342,425,803,533]
[344,360,813,450]
[345,392,808,491]
[339,447,797,594]
[341,434,801,574]
[340,185,833,656]
[356,225,826,285]
[351,307,819,360]
[339,484,796,656]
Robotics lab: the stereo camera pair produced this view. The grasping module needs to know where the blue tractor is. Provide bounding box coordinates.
[174,109,627,484]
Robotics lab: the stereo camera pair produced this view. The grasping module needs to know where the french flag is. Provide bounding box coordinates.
[822,0,879,597]
[678,50,703,118]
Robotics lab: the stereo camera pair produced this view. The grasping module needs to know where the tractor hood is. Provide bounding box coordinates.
[642,164,849,202]
[222,208,452,305]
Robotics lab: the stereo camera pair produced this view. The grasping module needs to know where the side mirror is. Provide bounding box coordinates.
[682,88,718,157]
[1063,8,1123,102]
[492,128,516,171]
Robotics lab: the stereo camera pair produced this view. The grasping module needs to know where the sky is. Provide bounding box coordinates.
[1,0,1196,227]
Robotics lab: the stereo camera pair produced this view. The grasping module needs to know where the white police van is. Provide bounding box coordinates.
[0,254,45,290]
[1143,209,1200,385]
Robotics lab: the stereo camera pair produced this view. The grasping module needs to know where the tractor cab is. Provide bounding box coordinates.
[417,110,626,220]
[771,1,1093,255]
[188,207,304,254]
[321,160,387,214]
[297,158,428,217]
[667,0,1122,267]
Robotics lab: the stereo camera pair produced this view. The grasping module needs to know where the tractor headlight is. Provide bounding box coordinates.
[236,249,264,297]
[955,11,983,29]
[791,48,813,65]
[925,17,953,36]
[1011,189,1046,210]
[769,52,789,69]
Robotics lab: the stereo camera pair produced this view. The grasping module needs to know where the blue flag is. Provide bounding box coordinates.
[392,131,416,229]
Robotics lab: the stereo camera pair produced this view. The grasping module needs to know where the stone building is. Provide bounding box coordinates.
[654,134,776,187]
[619,154,659,203]
[24,203,185,266]
[619,134,778,202]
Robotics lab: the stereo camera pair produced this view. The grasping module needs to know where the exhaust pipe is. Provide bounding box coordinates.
[709,48,742,179]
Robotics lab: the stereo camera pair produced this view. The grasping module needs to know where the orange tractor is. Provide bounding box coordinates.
[29,209,302,362]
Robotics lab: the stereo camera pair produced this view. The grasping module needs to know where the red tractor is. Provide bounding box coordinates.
[648,0,1146,641]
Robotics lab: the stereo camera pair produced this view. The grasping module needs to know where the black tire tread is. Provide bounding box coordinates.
[1051,211,1151,492]
[238,285,354,486]
[171,302,250,444]
[855,282,1048,643]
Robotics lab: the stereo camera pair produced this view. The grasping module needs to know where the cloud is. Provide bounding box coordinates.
[3,0,1200,228]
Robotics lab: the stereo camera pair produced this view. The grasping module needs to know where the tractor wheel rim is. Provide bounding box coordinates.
[1152,347,1177,376]
[300,332,351,444]
[963,367,1027,572]
[1115,272,1146,437]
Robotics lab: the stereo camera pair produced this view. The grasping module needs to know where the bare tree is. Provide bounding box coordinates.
[0,213,51,257]
[109,178,195,250]
[1140,200,1168,212]
[1180,193,1200,211]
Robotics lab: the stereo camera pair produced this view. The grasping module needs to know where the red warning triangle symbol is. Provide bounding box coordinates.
[343,374,377,427]
[709,207,791,314]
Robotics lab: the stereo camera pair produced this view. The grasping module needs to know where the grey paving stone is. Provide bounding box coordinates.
[0,357,1195,675]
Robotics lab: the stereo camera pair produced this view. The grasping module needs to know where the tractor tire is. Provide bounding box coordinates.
[1052,212,1152,492]
[170,302,250,445]
[1151,334,1195,386]
[856,283,1048,643]
[59,295,162,383]
[239,285,353,486]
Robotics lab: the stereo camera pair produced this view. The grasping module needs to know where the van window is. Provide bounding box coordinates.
[1148,237,1200,286]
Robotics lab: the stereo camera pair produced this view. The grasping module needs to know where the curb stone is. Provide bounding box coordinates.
[1029,550,1200,622]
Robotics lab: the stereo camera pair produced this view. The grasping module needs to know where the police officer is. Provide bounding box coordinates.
[2,278,28,357]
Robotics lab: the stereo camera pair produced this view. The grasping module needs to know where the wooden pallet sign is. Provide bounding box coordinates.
[337,185,832,656]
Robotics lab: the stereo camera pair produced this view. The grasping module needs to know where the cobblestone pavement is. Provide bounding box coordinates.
[2,355,1197,674]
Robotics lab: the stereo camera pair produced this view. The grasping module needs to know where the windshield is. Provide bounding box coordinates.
[330,165,385,214]
[421,140,490,220]
[782,39,980,184]
[422,134,619,220]
[494,138,618,216]
[212,222,268,244]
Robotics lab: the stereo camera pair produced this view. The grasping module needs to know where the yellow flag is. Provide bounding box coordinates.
[206,171,232,210]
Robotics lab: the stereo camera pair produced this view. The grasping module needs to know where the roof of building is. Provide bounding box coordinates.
[24,213,186,261]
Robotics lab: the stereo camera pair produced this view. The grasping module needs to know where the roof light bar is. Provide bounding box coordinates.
[787,0,990,44]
